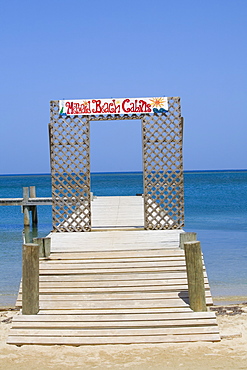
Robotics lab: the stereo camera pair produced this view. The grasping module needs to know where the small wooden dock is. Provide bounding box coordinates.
[7,196,220,345]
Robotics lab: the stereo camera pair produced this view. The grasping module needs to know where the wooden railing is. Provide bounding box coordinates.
[0,186,52,228]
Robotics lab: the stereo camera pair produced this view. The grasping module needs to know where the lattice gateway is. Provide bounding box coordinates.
[49,97,184,231]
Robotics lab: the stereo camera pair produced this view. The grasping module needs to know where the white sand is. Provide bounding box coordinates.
[1,304,247,370]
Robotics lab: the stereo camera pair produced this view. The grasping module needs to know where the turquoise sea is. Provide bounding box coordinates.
[0,171,246,306]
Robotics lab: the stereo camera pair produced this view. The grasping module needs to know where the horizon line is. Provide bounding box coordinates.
[0,169,247,176]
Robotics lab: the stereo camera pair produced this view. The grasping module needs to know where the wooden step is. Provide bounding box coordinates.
[8,228,219,345]
[7,333,221,345]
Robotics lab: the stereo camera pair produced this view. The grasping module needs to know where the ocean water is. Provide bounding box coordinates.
[0,171,246,306]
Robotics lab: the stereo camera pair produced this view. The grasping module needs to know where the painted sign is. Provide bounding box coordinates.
[59,97,168,116]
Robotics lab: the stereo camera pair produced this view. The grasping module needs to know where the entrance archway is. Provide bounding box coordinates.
[49,96,184,231]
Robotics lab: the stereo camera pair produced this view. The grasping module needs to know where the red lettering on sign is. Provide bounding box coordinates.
[65,102,74,114]
[64,98,153,115]
[122,99,152,113]
[92,100,102,114]
[122,99,130,113]
[65,101,91,115]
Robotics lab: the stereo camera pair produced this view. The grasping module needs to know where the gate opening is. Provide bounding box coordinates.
[90,119,143,184]
[90,119,143,228]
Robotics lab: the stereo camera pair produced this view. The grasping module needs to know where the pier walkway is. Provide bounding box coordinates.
[7,196,220,345]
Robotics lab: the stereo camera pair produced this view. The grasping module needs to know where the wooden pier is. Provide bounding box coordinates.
[0,186,52,228]
[7,196,220,345]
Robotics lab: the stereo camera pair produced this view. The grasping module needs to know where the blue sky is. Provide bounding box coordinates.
[0,0,246,174]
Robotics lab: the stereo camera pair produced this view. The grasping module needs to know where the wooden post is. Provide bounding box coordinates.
[23,226,31,244]
[22,243,39,314]
[180,232,197,249]
[43,237,51,257]
[184,241,207,312]
[23,187,30,226]
[30,186,38,227]
[29,186,36,198]
[34,237,51,258]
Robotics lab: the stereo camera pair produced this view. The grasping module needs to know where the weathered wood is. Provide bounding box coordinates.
[0,197,52,206]
[22,187,30,225]
[34,237,51,258]
[32,279,194,287]
[184,241,207,312]
[38,272,208,281]
[23,226,31,244]
[23,205,30,225]
[23,187,29,203]
[9,326,219,337]
[13,311,217,322]
[46,256,185,263]
[7,197,218,345]
[49,249,185,259]
[33,299,189,309]
[33,238,43,257]
[49,228,184,253]
[29,186,36,199]
[11,319,218,329]
[37,307,193,315]
[38,266,187,274]
[39,260,187,269]
[43,238,51,257]
[22,243,39,315]
[21,284,208,293]
[7,333,221,345]
[29,186,38,227]
[17,291,212,301]
[180,232,197,249]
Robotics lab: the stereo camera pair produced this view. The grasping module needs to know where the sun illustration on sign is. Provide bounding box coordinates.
[150,97,166,108]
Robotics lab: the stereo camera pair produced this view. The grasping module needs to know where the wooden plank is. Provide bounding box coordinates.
[12,319,218,329]
[13,311,217,322]
[16,298,213,307]
[45,250,187,258]
[37,299,190,309]
[38,273,209,281]
[39,261,187,269]
[48,251,186,259]
[50,229,183,253]
[19,292,189,301]
[16,296,213,307]
[39,266,188,274]
[46,257,186,264]
[17,291,212,301]
[0,197,52,206]
[19,287,211,295]
[37,280,191,287]
[19,285,210,293]
[9,326,220,337]
[7,333,221,345]
[37,307,193,315]
[20,279,191,288]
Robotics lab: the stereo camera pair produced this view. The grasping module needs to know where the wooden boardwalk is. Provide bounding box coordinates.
[7,196,220,345]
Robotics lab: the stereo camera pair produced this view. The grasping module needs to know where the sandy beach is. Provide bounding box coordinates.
[0,304,247,370]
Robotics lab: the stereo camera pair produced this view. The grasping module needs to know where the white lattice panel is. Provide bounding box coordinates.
[49,101,91,231]
[142,97,184,229]
[49,98,184,232]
